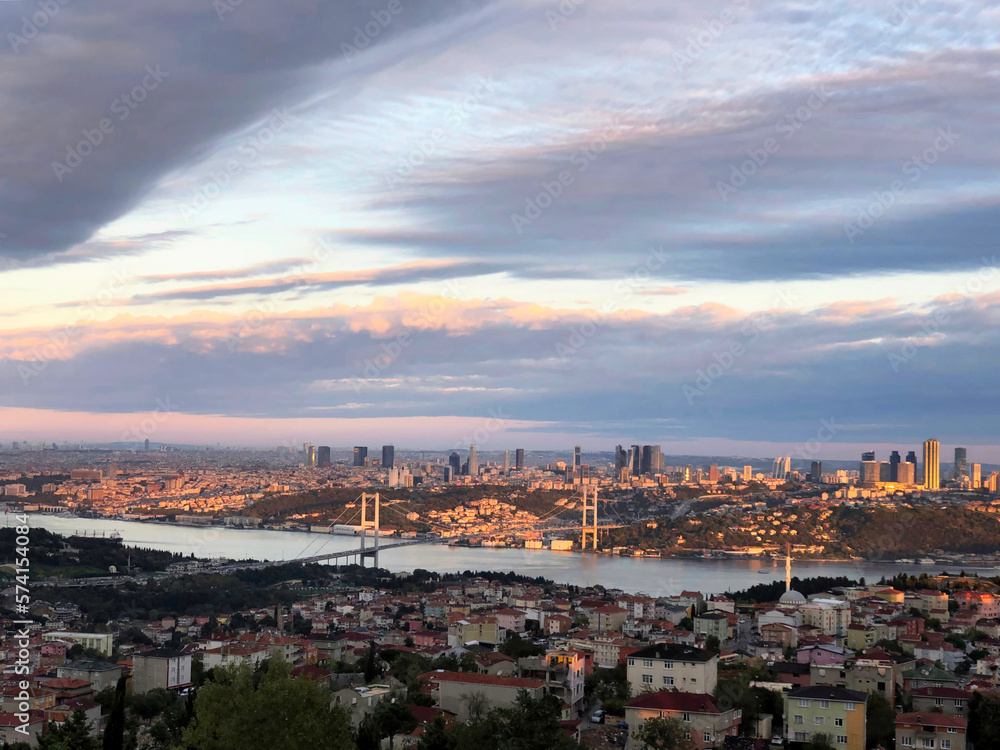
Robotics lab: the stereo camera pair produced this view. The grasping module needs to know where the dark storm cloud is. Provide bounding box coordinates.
[0,0,496,262]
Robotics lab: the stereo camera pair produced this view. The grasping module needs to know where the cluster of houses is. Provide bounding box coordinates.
[3,572,1000,748]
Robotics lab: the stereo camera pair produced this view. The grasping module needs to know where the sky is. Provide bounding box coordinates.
[1,0,999,460]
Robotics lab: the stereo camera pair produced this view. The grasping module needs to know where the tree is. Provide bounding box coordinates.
[631,715,696,749]
[363,641,380,683]
[181,661,352,750]
[39,707,99,750]
[969,691,1000,749]
[102,676,127,750]
[806,734,835,750]
[418,716,454,750]
[705,635,721,655]
[866,690,895,749]
[499,634,544,660]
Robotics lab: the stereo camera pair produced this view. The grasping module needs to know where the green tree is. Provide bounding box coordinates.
[364,641,381,683]
[969,691,1000,749]
[866,691,894,749]
[181,661,352,750]
[102,676,127,750]
[705,635,721,655]
[806,734,835,750]
[39,707,99,750]
[418,716,454,750]
[631,715,696,749]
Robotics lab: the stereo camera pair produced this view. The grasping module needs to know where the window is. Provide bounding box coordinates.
[642,660,653,668]
[947,728,957,734]
[820,700,830,709]
[682,713,691,722]
[935,698,944,706]
[834,718,844,727]
[901,738,913,747]
[794,716,803,725]
[684,732,691,741]
[955,701,965,708]
[665,662,674,669]
[815,717,824,725]
[628,659,635,666]
[663,676,674,686]
[704,732,712,743]
[837,736,848,745]
[920,740,934,749]
[794,732,806,742]
[691,678,697,683]
[941,740,951,750]
[845,702,856,711]
[798,699,811,707]
[642,674,652,684]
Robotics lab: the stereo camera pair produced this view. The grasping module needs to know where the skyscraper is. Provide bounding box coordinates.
[897,461,916,484]
[515,448,524,470]
[306,445,316,467]
[468,444,478,476]
[889,450,901,481]
[573,445,581,468]
[743,465,752,482]
[449,451,461,475]
[906,450,918,476]
[860,461,879,487]
[861,450,876,462]
[810,461,822,482]
[381,445,394,470]
[972,463,982,489]
[923,438,940,490]
[879,461,891,482]
[615,445,628,472]
[353,446,368,467]
[631,445,641,476]
[317,446,331,467]
[954,447,967,479]
[772,457,790,480]
[503,450,510,473]
[144,438,150,451]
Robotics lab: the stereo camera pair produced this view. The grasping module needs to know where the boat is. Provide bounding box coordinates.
[758,570,771,575]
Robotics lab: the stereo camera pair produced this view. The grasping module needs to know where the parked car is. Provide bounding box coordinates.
[590,710,606,724]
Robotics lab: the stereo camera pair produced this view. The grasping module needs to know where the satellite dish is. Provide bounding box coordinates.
[108,565,118,574]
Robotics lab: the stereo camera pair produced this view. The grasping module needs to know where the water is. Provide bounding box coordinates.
[20,514,998,596]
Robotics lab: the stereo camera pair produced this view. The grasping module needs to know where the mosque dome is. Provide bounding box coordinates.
[780,589,807,605]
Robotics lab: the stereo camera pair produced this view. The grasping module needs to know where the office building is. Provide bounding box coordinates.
[573,445,581,468]
[615,445,628,472]
[906,450,917,470]
[503,450,510,473]
[306,445,316,467]
[515,448,525,470]
[860,461,879,487]
[468,445,478,477]
[972,463,982,489]
[381,445,394,470]
[708,464,719,483]
[954,447,967,479]
[889,450,900,481]
[810,461,822,482]
[879,461,891,482]
[861,450,876,462]
[144,438,150,451]
[773,457,790,480]
[743,465,752,482]
[897,461,916,484]
[353,446,368,467]
[641,445,663,476]
[449,452,461,475]
[443,466,454,482]
[631,444,641,476]
[923,439,940,490]
[317,446,331,468]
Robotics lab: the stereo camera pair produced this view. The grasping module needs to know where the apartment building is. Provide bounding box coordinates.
[627,643,717,696]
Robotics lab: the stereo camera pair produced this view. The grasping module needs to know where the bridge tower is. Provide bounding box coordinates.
[359,492,381,569]
[581,487,598,551]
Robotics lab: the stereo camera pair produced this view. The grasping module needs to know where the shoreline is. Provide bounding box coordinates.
[22,511,1000,570]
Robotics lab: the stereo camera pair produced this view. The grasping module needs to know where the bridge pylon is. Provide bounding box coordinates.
[359,492,380,568]
[581,486,599,551]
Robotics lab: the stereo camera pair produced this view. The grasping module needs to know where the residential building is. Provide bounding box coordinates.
[784,685,866,750]
[41,632,113,657]
[895,712,966,750]
[131,650,192,695]
[627,643,718,695]
[625,691,741,750]
[423,672,545,722]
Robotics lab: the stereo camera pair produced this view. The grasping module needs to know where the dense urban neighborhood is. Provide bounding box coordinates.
[4,529,1000,749]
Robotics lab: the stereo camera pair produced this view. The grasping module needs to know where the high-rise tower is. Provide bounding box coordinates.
[923,439,940,490]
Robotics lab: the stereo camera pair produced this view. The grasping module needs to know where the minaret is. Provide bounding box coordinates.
[785,546,792,592]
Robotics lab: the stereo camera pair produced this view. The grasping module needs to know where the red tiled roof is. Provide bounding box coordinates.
[896,713,967,728]
[628,691,722,713]
[424,671,544,690]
